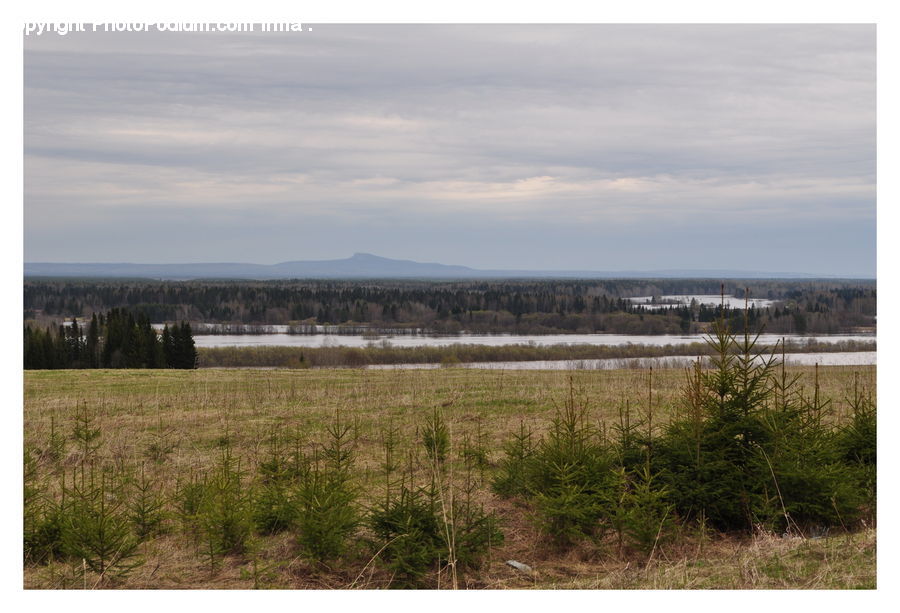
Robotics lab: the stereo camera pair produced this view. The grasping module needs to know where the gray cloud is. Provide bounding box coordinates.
[24,25,875,275]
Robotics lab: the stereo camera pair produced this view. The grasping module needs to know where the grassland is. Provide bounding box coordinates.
[23,365,876,589]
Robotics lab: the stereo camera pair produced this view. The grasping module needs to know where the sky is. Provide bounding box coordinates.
[23,24,876,276]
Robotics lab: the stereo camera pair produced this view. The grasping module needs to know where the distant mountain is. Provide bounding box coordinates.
[269,253,479,278]
[24,254,478,280]
[24,253,852,280]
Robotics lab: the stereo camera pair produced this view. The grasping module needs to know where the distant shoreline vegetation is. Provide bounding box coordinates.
[24,278,876,337]
[196,339,876,369]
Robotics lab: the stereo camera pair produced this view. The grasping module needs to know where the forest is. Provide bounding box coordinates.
[24,278,876,336]
[23,308,198,370]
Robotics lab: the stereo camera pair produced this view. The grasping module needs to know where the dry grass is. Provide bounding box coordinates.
[23,365,876,589]
[546,528,876,589]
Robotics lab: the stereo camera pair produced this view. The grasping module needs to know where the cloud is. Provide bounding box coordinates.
[24,24,875,274]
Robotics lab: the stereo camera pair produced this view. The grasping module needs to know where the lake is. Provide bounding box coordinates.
[627,294,775,310]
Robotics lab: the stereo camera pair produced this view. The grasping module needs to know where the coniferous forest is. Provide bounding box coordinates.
[23,308,197,370]
[23,278,876,336]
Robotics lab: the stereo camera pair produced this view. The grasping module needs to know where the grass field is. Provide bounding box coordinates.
[23,365,876,589]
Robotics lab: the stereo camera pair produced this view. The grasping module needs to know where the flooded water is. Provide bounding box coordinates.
[190,331,872,349]
[627,294,774,310]
[366,351,877,371]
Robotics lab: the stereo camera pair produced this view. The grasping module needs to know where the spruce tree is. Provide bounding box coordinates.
[23,326,44,370]
[172,322,185,368]
[86,314,100,368]
[65,319,83,367]
[180,322,197,369]
[161,325,174,368]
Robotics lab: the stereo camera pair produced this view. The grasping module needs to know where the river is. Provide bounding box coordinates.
[365,351,877,371]
[187,331,873,349]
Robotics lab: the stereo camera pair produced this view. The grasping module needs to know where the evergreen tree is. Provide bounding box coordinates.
[24,326,46,370]
[161,325,174,368]
[85,314,100,368]
[64,318,84,367]
[180,322,197,369]
[171,323,184,368]
[55,325,69,368]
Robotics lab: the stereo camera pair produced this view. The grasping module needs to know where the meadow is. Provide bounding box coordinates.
[23,357,875,589]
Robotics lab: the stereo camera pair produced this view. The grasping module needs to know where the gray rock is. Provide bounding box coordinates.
[506,560,532,573]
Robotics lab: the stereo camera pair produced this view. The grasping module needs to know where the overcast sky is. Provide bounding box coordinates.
[24,24,875,276]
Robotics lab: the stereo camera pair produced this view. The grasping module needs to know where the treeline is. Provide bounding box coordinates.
[23,278,876,335]
[24,309,197,370]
